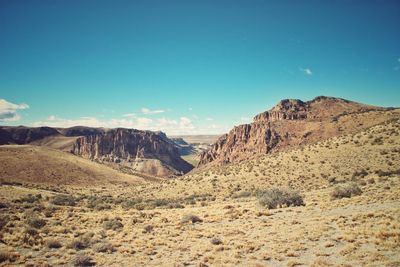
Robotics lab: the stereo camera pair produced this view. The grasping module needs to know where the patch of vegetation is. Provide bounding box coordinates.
[45,239,62,249]
[210,237,223,245]
[0,215,9,231]
[257,188,304,209]
[331,183,362,199]
[93,242,115,253]
[26,216,46,229]
[143,225,154,233]
[0,251,18,264]
[352,169,368,179]
[16,194,41,204]
[68,239,90,250]
[87,198,112,210]
[376,169,400,177]
[102,218,123,231]
[50,194,76,206]
[73,253,95,266]
[23,227,42,246]
[181,214,203,224]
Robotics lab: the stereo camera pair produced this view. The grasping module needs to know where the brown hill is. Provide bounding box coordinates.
[0,126,193,177]
[0,145,147,186]
[0,126,59,145]
[198,96,398,166]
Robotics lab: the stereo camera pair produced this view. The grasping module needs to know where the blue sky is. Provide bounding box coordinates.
[0,0,399,135]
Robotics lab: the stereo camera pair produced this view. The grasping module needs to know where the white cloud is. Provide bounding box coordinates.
[32,116,103,128]
[122,113,136,118]
[206,117,214,121]
[180,117,192,126]
[141,107,165,115]
[31,113,230,135]
[157,118,177,127]
[188,107,193,111]
[0,99,29,122]
[398,58,400,63]
[300,68,313,75]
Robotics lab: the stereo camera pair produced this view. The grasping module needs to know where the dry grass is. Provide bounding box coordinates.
[0,118,399,266]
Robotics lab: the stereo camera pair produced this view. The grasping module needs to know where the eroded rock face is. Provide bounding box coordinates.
[72,128,193,177]
[198,96,389,166]
[253,99,309,122]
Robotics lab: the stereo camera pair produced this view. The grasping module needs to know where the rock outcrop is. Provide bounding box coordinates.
[198,96,391,166]
[72,128,193,177]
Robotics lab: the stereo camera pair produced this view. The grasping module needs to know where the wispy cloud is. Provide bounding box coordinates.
[206,117,213,121]
[122,113,136,118]
[300,68,313,75]
[0,99,29,122]
[394,58,400,71]
[141,108,165,115]
[31,114,217,135]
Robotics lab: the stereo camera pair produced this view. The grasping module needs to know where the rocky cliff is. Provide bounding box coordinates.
[72,128,193,177]
[198,96,392,166]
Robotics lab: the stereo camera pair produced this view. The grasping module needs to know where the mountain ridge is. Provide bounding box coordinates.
[198,96,398,166]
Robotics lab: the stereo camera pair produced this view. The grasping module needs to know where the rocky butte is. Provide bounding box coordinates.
[198,96,395,166]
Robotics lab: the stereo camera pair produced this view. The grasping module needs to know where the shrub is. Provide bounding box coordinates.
[143,225,153,233]
[331,183,362,199]
[352,169,368,179]
[376,169,400,177]
[257,188,304,209]
[23,227,41,246]
[210,237,222,245]
[181,214,203,224]
[50,194,76,206]
[26,216,46,229]
[73,253,95,266]
[87,198,112,210]
[67,235,92,250]
[17,194,41,204]
[102,218,123,231]
[45,239,62,249]
[0,215,9,231]
[121,198,143,210]
[43,206,57,218]
[0,251,18,263]
[93,242,115,253]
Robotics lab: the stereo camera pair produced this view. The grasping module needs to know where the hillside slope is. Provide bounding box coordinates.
[1,118,398,266]
[0,145,147,186]
[199,96,398,166]
[0,126,193,177]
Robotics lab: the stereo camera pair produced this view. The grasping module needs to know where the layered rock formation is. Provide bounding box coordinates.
[198,96,392,166]
[71,128,193,177]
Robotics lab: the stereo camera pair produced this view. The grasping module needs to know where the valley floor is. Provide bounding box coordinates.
[0,173,399,267]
